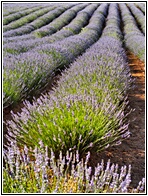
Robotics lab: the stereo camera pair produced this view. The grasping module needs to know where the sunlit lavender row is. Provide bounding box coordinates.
[119,3,145,62]
[3,3,108,108]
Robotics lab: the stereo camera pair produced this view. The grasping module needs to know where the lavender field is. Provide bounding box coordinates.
[3,2,145,193]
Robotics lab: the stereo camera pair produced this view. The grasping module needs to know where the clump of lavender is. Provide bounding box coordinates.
[3,142,145,193]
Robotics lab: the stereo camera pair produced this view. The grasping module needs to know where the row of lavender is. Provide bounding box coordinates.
[119,3,145,62]
[134,3,145,14]
[3,3,44,17]
[3,3,108,108]
[3,4,51,26]
[126,3,145,34]
[33,3,90,38]
[3,3,145,193]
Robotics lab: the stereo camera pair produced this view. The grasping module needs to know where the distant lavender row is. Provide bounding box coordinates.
[6,4,132,157]
[101,3,123,40]
[119,4,145,62]
[3,3,40,17]
[3,5,74,34]
[41,3,98,40]
[126,3,145,34]
[3,4,76,37]
[3,3,93,44]
[3,5,47,25]
[33,4,89,38]
[3,4,109,108]
[134,3,145,14]
[29,3,108,60]
[64,3,98,33]
[3,4,98,54]
[30,3,87,35]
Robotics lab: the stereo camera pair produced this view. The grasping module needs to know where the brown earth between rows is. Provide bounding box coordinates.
[3,51,145,188]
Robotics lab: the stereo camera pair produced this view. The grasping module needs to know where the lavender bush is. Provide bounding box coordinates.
[3,34,36,44]
[3,142,145,193]
[3,52,57,108]
[101,4,122,41]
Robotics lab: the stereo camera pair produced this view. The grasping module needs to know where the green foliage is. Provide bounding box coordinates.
[3,60,48,107]
[13,97,122,156]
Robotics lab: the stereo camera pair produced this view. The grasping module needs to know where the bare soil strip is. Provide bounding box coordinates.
[89,51,145,188]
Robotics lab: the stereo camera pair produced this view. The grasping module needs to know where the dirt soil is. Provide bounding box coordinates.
[89,51,145,188]
[3,51,145,188]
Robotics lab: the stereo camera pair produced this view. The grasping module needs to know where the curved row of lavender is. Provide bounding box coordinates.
[3,4,92,47]
[3,4,65,43]
[3,4,45,25]
[3,3,42,18]
[126,3,145,34]
[6,3,132,157]
[119,3,145,62]
[3,6,57,33]
[3,4,98,53]
[3,4,74,36]
[33,3,90,38]
[3,3,108,108]
[134,3,145,14]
